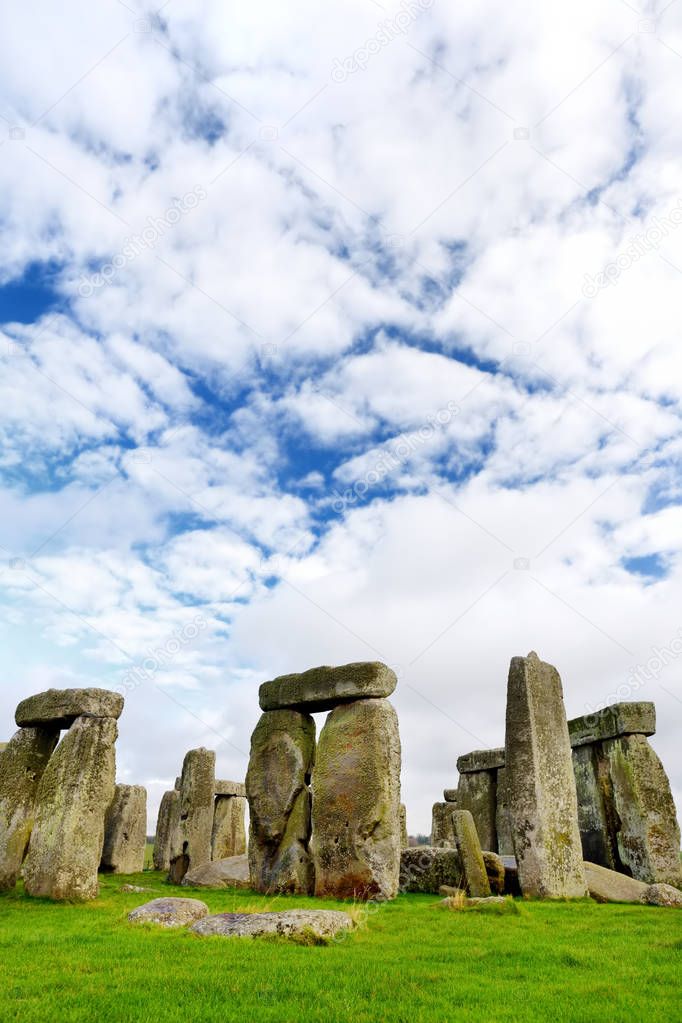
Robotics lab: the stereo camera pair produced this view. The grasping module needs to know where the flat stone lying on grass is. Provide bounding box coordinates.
[440,895,508,907]
[119,884,153,893]
[128,897,209,927]
[191,909,354,940]
[15,688,123,728]
[182,854,251,889]
[259,661,397,713]
[642,884,682,908]
[584,861,682,906]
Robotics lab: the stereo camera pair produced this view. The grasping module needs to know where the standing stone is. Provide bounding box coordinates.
[602,734,682,887]
[168,748,215,884]
[100,784,147,874]
[456,770,497,851]
[453,809,491,897]
[312,698,401,900]
[0,726,59,890]
[572,744,619,870]
[153,789,180,872]
[24,715,117,900]
[505,652,587,898]
[495,767,514,855]
[400,804,408,850]
[212,795,247,860]
[431,802,457,848]
[246,710,315,895]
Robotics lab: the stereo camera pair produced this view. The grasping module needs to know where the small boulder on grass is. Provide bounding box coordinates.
[128,897,209,928]
[643,884,682,908]
[190,909,354,942]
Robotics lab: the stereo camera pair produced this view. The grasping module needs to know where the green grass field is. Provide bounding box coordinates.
[1,871,681,1022]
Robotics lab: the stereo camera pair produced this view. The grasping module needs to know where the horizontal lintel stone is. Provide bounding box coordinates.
[258,661,396,713]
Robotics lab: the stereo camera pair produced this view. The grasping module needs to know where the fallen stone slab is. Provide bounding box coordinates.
[191,909,354,941]
[128,897,209,927]
[568,703,656,748]
[119,884,153,893]
[214,780,246,798]
[15,688,123,728]
[642,883,682,908]
[456,748,505,774]
[584,861,648,903]
[183,854,251,889]
[259,661,396,713]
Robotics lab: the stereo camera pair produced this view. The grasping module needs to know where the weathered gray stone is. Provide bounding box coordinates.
[0,726,59,890]
[572,744,620,870]
[431,802,456,848]
[482,850,506,895]
[23,715,117,900]
[583,860,648,903]
[457,748,505,773]
[153,789,180,872]
[495,767,514,856]
[15,688,123,729]
[568,702,656,747]
[443,789,458,803]
[400,846,463,893]
[168,748,215,884]
[183,854,251,889]
[259,661,397,713]
[211,795,246,860]
[505,652,587,898]
[312,698,401,900]
[453,809,491,898]
[456,770,497,852]
[100,784,147,874]
[128,896,208,928]
[191,909,354,940]
[119,884,152,893]
[643,883,682,908]
[602,734,682,887]
[246,709,315,895]
[214,779,246,798]
[400,804,408,850]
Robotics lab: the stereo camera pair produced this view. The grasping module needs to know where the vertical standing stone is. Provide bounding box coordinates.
[400,803,409,850]
[246,710,315,894]
[505,652,586,898]
[153,789,180,872]
[24,716,117,900]
[211,795,247,860]
[168,748,215,884]
[100,784,147,874]
[495,767,514,855]
[431,802,457,847]
[453,809,491,897]
[572,744,619,870]
[456,771,497,851]
[312,698,401,900]
[602,734,682,887]
[0,726,59,890]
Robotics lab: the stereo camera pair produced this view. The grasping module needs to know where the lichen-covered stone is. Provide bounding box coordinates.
[568,702,656,747]
[572,744,620,870]
[0,727,59,890]
[453,809,491,897]
[312,698,401,900]
[211,795,246,860]
[482,850,506,894]
[456,748,505,773]
[495,767,514,855]
[183,853,251,889]
[214,779,246,797]
[23,715,117,900]
[505,652,587,898]
[246,710,315,895]
[15,688,123,728]
[191,908,354,940]
[168,748,215,884]
[456,770,497,852]
[259,661,396,713]
[583,860,648,903]
[153,789,180,872]
[400,804,408,850]
[643,883,682,907]
[431,802,456,848]
[399,846,463,893]
[100,784,147,874]
[443,789,458,803]
[128,896,209,928]
[602,734,682,888]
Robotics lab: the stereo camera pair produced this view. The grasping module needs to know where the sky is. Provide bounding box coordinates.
[1,0,682,837]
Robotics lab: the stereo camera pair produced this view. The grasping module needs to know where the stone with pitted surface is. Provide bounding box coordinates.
[259,661,396,713]
[568,702,656,748]
[191,908,354,940]
[214,780,246,797]
[456,748,505,774]
[128,897,209,928]
[15,688,123,729]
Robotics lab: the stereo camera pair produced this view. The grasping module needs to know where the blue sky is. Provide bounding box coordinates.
[1,0,682,833]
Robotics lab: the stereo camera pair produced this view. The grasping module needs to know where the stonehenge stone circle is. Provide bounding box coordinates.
[153,789,180,872]
[0,726,59,890]
[453,809,491,898]
[246,709,315,894]
[505,652,587,898]
[259,661,397,713]
[431,801,457,848]
[312,698,401,900]
[15,688,123,729]
[24,715,118,900]
[212,793,247,860]
[168,747,215,884]
[100,784,147,875]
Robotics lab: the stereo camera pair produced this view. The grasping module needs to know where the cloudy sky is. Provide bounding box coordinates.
[1,0,682,835]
